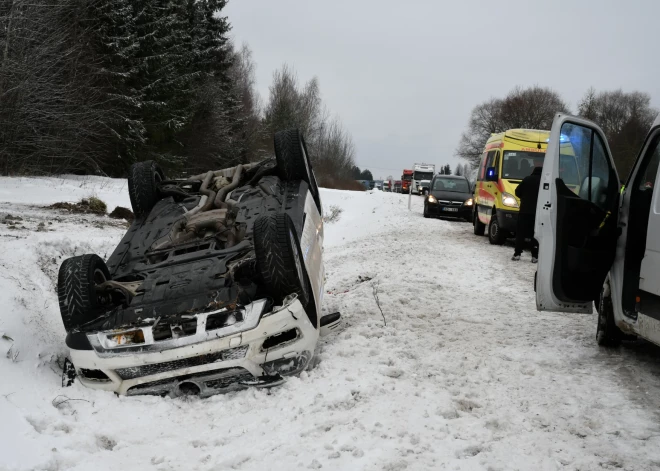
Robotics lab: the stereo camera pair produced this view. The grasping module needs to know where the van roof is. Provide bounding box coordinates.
[487,129,550,145]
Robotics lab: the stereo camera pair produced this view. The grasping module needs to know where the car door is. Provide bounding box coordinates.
[535,114,620,313]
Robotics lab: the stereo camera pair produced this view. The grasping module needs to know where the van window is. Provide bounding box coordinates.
[636,136,660,191]
[502,151,544,179]
[486,151,497,168]
[477,152,488,181]
[559,154,580,187]
[493,151,500,174]
[560,122,614,211]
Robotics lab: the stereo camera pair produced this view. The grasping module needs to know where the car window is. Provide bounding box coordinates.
[560,122,614,211]
[433,178,469,192]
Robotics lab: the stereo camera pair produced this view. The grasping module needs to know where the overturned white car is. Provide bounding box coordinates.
[58,129,340,397]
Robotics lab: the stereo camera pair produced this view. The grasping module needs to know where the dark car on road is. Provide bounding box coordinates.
[423,175,473,221]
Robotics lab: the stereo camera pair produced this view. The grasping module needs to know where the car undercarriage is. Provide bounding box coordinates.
[58,129,339,397]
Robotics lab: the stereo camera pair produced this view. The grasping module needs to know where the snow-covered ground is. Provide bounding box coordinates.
[2,177,660,471]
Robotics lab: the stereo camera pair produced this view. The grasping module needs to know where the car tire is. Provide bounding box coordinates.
[274,129,321,211]
[423,203,430,218]
[253,213,311,311]
[473,210,485,236]
[128,161,164,217]
[57,254,111,332]
[423,189,429,196]
[488,214,506,245]
[596,286,624,347]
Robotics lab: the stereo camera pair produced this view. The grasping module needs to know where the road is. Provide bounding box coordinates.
[1,181,660,471]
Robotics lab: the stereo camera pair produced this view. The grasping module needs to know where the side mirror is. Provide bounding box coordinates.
[485,167,498,182]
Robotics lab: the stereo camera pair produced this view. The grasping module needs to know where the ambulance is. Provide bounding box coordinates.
[472,129,581,245]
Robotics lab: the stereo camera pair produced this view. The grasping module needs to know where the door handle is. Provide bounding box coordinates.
[544,203,552,208]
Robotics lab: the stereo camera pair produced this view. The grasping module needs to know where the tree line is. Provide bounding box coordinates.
[457,85,658,179]
[0,0,359,188]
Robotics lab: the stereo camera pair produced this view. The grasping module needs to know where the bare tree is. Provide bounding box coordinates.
[229,42,265,164]
[578,89,657,178]
[262,63,358,188]
[0,1,115,175]
[457,86,569,167]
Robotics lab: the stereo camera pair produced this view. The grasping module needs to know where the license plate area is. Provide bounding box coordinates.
[442,207,458,212]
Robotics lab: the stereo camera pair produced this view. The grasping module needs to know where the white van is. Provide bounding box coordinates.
[535,113,660,347]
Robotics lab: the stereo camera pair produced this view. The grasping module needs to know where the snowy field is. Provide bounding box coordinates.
[2,176,660,471]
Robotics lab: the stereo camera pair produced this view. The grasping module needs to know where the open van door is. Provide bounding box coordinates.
[535,114,620,313]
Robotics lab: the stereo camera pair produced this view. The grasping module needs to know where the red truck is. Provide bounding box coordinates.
[401,169,413,194]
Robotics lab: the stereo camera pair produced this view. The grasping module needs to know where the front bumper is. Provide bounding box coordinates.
[69,297,318,397]
[497,209,518,233]
[426,203,472,219]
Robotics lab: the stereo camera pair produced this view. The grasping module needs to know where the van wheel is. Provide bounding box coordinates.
[488,214,506,245]
[596,287,624,347]
[473,210,485,235]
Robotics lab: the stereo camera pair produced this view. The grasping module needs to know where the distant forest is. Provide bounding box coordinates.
[0,0,360,189]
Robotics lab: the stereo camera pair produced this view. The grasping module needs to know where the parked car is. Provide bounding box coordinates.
[535,113,660,348]
[58,129,340,398]
[423,175,473,220]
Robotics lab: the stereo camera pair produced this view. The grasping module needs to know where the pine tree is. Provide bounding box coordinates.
[88,0,146,172]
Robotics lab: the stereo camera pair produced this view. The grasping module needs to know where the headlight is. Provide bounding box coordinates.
[107,330,145,346]
[464,198,473,206]
[501,192,519,208]
[428,195,437,203]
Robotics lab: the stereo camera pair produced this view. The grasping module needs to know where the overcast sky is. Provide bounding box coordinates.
[225,0,659,179]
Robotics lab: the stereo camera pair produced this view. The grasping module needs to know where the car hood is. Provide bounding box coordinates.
[430,190,471,202]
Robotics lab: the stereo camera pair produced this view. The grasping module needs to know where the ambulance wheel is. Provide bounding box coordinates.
[488,214,506,245]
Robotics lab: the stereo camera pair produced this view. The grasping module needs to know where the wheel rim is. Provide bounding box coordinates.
[93,268,109,305]
[93,268,107,285]
[490,220,498,238]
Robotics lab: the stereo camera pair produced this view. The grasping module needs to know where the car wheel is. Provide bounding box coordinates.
[253,213,312,319]
[423,203,430,218]
[57,254,111,332]
[488,214,506,245]
[596,285,624,347]
[423,189,428,196]
[473,210,485,236]
[128,161,164,217]
[274,129,321,212]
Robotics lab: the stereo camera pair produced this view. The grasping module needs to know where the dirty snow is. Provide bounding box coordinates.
[1,177,660,471]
